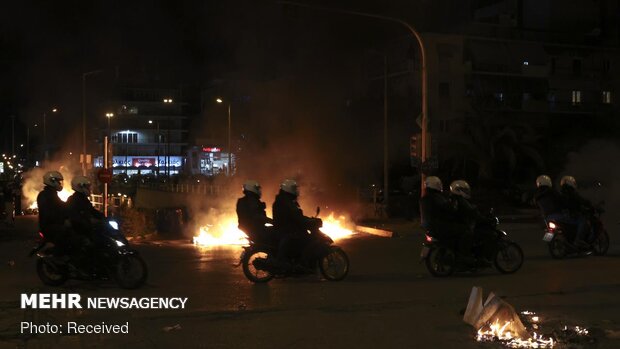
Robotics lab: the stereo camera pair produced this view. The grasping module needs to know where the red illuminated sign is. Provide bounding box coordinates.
[202,147,221,153]
[132,158,156,167]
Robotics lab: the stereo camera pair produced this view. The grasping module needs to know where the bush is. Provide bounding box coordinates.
[119,207,155,238]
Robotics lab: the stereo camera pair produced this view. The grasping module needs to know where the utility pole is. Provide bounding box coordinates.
[277,1,428,197]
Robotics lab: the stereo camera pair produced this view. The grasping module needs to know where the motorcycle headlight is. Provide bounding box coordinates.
[108,221,119,230]
[114,240,125,247]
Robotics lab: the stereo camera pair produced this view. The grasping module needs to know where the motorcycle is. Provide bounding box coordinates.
[29,219,148,289]
[239,208,349,283]
[542,204,610,258]
[420,210,524,277]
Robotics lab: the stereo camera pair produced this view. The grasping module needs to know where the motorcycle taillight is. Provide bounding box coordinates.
[38,232,45,239]
[425,234,433,243]
[548,222,557,230]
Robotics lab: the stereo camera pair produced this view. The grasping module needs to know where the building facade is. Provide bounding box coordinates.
[95,87,189,176]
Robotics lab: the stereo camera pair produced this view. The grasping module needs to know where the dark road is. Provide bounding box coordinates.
[1,216,619,348]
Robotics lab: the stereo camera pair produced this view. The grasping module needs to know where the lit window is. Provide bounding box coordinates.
[572,90,581,105]
[602,91,611,104]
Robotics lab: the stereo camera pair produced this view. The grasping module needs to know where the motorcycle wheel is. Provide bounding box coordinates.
[319,247,349,281]
[114,254,148,289]
[425,246,456,277]
[494,242,524,274]
[36,258,68,286]
[242,250,273,283]
[548,235,568,259]
[592,230,610,256]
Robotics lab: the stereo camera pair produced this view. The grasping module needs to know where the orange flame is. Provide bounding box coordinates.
[476,318,555,348]
[28,188,74,210]
[193,212,355,247]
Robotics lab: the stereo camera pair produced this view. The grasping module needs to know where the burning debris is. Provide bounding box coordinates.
[192,212,355,248]
[464,287,593,348]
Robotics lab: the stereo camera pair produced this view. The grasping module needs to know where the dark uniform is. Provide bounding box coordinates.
[36,186,70,252]
[419,188,473,260]
[533,186,563,218]
[67,191,104,236]
[453,195,494,261]
[272,190,312,263]
[559,185,591,243]
[236,191,273,244]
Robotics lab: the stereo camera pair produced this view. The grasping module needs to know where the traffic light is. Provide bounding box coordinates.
[410,134,419,157]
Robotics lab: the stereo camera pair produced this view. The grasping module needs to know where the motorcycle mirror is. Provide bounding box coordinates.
[316,206,321,216]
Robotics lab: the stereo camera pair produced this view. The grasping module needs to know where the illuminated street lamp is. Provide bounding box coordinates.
[216,97,232,176]
[161,98,174,176]
[105,112,114,136]
[149,119,161,176]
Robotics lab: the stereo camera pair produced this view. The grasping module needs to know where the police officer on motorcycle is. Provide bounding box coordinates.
[67,176,104,235]
[534,175,564,220]
[559,176,592,246]
[67,176,105,272]
[449,180,494,263]
[236,180,274,244]
[272,179,315,269]
[37,171,70,255]
[419,176,474,263]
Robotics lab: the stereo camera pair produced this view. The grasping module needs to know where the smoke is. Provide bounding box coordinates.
[21,159,81,207]
[561,140,620,231]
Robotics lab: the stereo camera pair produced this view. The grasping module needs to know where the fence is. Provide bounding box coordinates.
[137,183,221,196]
[91,194,131,214]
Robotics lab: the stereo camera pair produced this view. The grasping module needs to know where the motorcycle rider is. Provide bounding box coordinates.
[534,175,564,221]
[272,179,314,269]
[419,176,474,263]
[67,176,104,234]
[449,180,494,263]
[67,176,105,272]
[236,180,274,244]
[36,171,71,255]
[559,176,592,246]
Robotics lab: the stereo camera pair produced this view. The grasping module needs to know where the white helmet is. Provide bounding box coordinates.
[71,176,92,196]
[560,175,577,189]
[242,180,262,197]
[43,171,64,191]
[450,180,471,199]
[280,179,299,196]
[536,175,552,188]
[424,176,443,192]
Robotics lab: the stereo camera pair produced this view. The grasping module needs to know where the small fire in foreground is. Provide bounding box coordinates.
[476,310,592,348]
[193,212,355,247]
[476,319,555,348]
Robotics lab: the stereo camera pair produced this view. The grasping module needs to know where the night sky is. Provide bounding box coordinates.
[1,0,478,195]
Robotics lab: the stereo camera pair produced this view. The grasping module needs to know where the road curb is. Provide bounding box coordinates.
[355,225,394,238]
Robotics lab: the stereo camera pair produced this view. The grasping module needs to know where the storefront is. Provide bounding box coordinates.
[94,155,184,176]
[187,146,235,176]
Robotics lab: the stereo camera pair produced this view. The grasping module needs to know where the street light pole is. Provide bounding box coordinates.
[277,1,428,196]
[149,120,160,176]
[227,103,232,176]
[82,69,103,175]
[10,115,15,155]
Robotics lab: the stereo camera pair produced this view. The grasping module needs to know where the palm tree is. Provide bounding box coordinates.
[442,115,544,184]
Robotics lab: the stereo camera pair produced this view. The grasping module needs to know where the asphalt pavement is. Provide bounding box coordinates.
[0,215,619,349]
